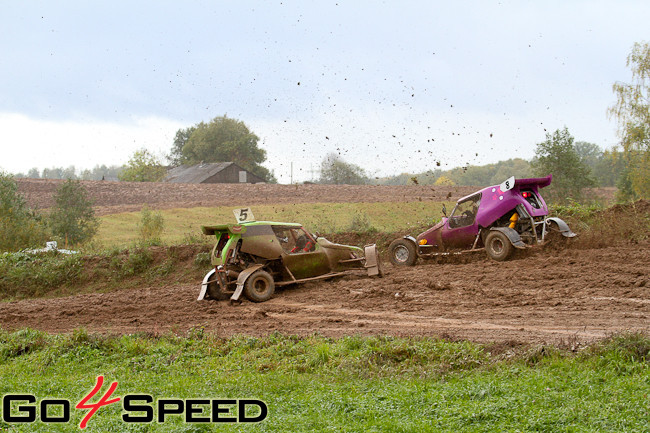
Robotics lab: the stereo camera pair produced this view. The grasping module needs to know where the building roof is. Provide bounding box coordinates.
[164,162,236,183]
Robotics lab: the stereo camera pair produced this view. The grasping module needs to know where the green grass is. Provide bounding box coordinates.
[0,330,647,432]
[97,202,451,248]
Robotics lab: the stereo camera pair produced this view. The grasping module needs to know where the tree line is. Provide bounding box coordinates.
[14,165,123,181]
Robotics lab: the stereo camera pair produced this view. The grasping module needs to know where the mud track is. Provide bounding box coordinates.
[1,241,647,344]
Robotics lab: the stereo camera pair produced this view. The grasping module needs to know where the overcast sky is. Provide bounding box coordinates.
[1,1,648,183]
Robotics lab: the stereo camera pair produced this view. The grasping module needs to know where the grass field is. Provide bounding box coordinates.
[96,202,451,248]
[0,330,647,432]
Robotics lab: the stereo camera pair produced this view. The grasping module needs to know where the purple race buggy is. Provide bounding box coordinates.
[388,175,576,265]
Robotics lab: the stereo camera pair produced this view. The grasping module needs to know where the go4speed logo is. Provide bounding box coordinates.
[2,376,268,429]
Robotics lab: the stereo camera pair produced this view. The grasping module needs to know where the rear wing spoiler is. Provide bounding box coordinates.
[514,175,552,189]
[201,224,247,236]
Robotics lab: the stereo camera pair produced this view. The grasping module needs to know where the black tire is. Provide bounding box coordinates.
[243,270,275,302]
[388,238,417,266]
[206,278,230,301]
[544,221,568,248]
[485,231,514,261]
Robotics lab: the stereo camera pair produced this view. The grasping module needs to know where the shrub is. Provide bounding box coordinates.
[0,172,48,252]
[48,179,99,246]
[346,212,377,233]
[138,206,165,244]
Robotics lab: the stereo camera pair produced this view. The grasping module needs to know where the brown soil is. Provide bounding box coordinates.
[1,240,647,344]
[16,179,479,215]
[16,179,616,216]
[7,179,646,344]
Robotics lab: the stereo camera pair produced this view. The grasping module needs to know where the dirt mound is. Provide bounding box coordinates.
[603,199,650,216]
[0,240,647,344]
[556,199,650,250]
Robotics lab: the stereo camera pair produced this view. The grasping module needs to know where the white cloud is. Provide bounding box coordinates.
[0,113,183,174]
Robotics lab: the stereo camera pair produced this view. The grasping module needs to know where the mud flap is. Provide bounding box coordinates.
[490,227,527,249]
[364,244,382,277]
[546,217,577,238]
[197,269,216,301]
[230,264,265,304]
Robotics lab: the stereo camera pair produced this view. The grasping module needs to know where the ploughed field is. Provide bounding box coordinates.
[16,178,479,215]
[6,179,647,343]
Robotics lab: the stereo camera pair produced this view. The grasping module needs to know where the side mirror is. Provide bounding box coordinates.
[442,204,447,217]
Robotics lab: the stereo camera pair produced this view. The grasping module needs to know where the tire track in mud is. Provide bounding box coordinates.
[0,241,647,343]
[264,300,609,340]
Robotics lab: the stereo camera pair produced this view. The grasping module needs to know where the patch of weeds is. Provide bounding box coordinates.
[0,252,83,298]
[521,345,560,366]
[138,206,165,244]
[118,248,154,276]
[551,200,604,221]
[346,212,378,234]
[187,325,206,341]
[183,232,212,245]
[586,332,649,375]
[309,342,332,367]
[0,328,47,360]
[148,259,175,278]
[194,252,211,267]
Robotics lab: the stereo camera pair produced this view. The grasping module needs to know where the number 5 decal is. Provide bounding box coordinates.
[233,208,255,223]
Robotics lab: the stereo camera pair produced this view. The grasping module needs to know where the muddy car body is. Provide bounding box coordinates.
[389,175,575,265]
[198,217,380,303]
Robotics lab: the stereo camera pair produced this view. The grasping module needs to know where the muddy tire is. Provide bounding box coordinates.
[544,221,567,248]
[243,270,275,302]
[206,277,230,301]
[485,231,514,261]
[388,238,417,266]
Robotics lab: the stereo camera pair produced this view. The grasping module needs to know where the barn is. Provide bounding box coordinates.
[164,162,265,184]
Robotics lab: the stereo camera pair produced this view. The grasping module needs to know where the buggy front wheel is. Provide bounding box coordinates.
[388,239,417,266]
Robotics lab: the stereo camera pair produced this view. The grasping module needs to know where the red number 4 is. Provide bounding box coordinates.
[76,376,121,429]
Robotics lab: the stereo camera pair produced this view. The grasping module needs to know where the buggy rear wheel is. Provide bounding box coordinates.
[485,231,514,261]
[207,280,230,300]
[544,220,568,248]
[243,270,275,302]
[388,238,417,266]
[206,273,230,300]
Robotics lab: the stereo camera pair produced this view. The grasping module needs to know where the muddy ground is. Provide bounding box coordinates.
[6,179,645,343]
[1,240,647,344]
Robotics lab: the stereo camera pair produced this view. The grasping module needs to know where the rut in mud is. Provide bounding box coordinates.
[1,240,647,344]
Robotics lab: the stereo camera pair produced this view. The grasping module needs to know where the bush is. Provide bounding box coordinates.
[346,212,377,233]
[0,172,48,252]
[48,179,99,246]
[138,206,165,244]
